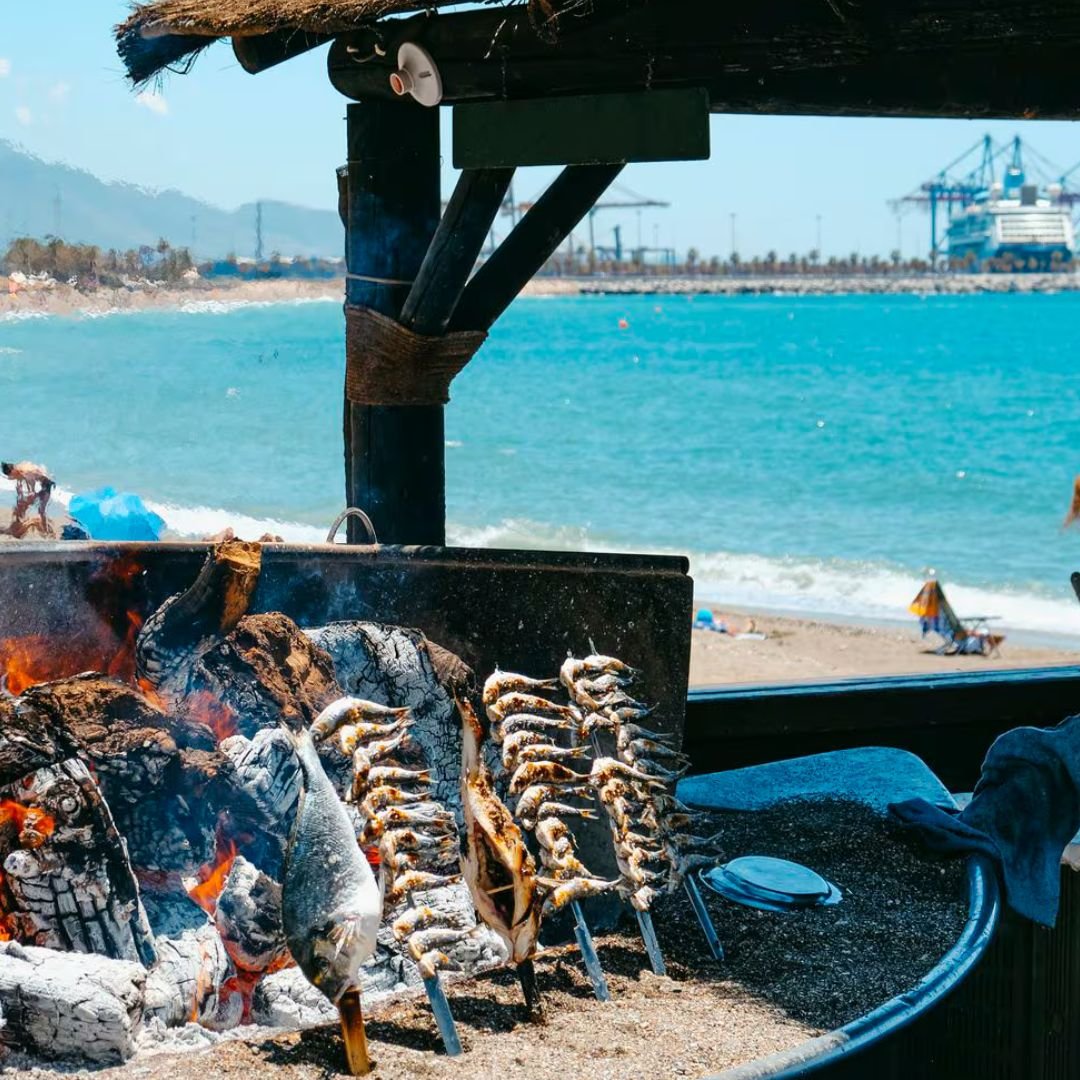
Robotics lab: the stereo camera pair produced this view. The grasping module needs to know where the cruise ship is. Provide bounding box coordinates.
[946,166,1075,268]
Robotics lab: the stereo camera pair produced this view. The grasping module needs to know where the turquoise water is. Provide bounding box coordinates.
[2,292,1080,635]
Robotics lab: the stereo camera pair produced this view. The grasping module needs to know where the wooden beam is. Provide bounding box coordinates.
[344,101,443,546]
[328,0,1080,120]
[450,163,623,333]
[399,167,515,336]
[233,29,332,74]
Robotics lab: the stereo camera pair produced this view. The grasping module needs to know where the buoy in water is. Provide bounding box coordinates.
[618,318,629,330]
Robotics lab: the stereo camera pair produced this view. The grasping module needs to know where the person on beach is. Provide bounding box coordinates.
[1064,476,1080,529]
[2,461,56,538]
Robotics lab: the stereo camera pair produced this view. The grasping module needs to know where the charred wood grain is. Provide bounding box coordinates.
[136,540,262,704]
[0,695,80,787]
[0,760,156,967]
[0,940,145,1063]
[191,613,341,737]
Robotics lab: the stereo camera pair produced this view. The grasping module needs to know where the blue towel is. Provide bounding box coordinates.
[890,714,1080,928]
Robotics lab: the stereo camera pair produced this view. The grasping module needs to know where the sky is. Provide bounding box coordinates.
[5,4,1080,259]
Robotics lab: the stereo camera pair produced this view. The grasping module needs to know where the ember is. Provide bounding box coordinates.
[0,799,56,849]
[187,840,238,917]
[186,690,239,742]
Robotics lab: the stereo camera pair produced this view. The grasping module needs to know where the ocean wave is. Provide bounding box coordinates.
[0,346,23,354]
[446,518,1080,639]
[176,296,338,316]
[0,310,51,323]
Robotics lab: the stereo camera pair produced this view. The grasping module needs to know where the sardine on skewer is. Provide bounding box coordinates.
[483,671,560,710]
[488,693,579,726]
[514,783,594,826]
[509,760,591,796]
[311,697,411,744]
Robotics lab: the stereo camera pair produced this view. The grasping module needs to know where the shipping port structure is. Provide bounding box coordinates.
[895,135,1079,270]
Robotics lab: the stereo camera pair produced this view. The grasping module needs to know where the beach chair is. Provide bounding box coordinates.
[909,580,1005,658]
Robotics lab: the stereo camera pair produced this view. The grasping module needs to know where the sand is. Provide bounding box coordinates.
[4,270,1080,321]
[1,801,966,1080]
[689,608,1080,687]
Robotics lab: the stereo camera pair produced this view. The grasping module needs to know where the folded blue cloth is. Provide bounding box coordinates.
[890,714,1080,928]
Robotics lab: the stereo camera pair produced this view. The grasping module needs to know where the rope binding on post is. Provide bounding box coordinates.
[344,305,487,407]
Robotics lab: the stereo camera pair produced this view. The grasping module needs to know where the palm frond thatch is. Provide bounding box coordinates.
[115,0,483,85]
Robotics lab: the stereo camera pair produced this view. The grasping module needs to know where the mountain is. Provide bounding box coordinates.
[0,141,342,258]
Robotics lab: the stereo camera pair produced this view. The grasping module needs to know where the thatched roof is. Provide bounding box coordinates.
[116,0,514,85]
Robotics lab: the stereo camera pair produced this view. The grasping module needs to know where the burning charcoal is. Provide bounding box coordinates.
[307,622,473,812]
[220,729,301,835]
[214,855,288,982]
[0,694,80,786]
[0,939,146,1063]
[0,759,155,966]
[135,540,262,708]
[143,923,233,1029]
[17,675,233,876]
[190,614,341,737]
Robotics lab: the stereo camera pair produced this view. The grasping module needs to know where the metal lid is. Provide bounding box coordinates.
[700,856,842,912]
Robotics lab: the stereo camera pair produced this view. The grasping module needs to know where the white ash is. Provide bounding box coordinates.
[143,924,233,1030]
[219,730,300,832]
[0,940,144,1064]
[306,623,465,813]
[214,855,287,975]
[250,968,337,1029]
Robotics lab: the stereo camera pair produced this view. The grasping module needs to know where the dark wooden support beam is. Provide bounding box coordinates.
[400,167,515,336]
[328,0,1080,120]
[451,163,623,333]
[344,101,442,545]
[233,29,332,74]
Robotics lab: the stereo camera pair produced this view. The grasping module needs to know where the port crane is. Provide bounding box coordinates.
[892,135,1080,265]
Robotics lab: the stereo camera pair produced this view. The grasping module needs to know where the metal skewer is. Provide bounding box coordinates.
[634,908,667,975]
[570,899,611,1001]
[406,888,464,1056]
[684,874,725,961]
[585,726,668,978]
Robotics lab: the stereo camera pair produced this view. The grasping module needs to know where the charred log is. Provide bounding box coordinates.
[143,923,234,1029]
[1,759,156,966]
[18,675,237,875]
[0,940,145,1063]
[0,695,80,787]
[214,855,288,978]
[192,614,341,737]
[135,540,262,705]
[308,622,472,812]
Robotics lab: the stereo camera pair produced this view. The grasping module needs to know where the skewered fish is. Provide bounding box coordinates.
[483,671,559,709]
[498,714,575,741]
[310,697,412,743]
[281,726,382,1073]
[509,760,591,796]
[515,783,594,828]
[488,693,578,727]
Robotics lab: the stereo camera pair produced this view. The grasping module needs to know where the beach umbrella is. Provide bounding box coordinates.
[68,487,165,542]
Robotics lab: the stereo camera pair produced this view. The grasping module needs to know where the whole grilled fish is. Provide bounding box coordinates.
[282,727,383,1006]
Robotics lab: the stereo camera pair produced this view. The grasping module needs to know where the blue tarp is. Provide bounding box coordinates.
[68,487,165,542]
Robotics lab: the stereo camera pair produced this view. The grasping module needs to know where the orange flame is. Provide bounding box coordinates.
[186,840,237,917]
[0,554,147,697]
[186,691,239,743]
[0,800,56,849]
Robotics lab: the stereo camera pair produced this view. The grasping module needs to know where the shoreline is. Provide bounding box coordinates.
[689,604,1080,688]
[5,270,1080,320]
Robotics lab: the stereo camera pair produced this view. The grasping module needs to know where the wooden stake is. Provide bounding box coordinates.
[338,989,372,1075]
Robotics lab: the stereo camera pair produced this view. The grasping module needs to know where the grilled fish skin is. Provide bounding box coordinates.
[281,727,382,1006]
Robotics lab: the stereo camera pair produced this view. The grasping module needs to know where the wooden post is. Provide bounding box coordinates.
[344,102,442,546]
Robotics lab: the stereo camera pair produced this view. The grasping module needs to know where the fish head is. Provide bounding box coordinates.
[302,907,381,1006]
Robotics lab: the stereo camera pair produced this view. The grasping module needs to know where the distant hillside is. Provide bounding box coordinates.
[0,141,342,258]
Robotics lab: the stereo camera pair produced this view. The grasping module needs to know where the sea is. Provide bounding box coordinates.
[2,291,1080,640]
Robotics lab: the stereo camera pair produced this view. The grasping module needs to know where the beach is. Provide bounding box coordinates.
[689,609,1080,687]
[5,270,1080,320]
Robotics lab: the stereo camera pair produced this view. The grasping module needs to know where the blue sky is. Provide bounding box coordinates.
[5,4,1080,259]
